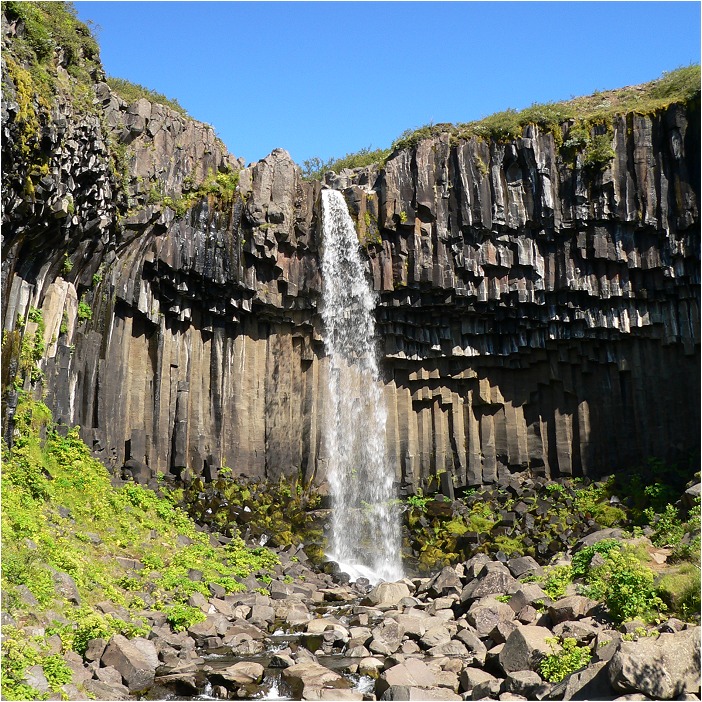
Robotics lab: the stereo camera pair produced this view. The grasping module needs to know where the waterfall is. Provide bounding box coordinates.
[320,189,403,584]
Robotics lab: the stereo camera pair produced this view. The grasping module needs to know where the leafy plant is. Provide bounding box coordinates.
[542,565,573,600]
[164,603,206,632]
[571,539,621,578]
[539,637,592,683]
[77,298,92,321]
[407,493,431,512]
[585,548,665,624]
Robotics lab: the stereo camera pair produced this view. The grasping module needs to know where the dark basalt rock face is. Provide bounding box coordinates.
[2,29,699,492]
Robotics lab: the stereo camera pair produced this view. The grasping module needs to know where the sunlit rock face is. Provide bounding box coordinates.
[2,46,699,491]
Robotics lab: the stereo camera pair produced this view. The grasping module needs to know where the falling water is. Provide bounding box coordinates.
[320,189,403,584]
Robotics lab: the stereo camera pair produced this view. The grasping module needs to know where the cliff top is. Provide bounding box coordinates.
[392,65,701,151]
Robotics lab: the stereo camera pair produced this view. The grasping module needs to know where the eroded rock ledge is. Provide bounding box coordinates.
[2,54,699,492]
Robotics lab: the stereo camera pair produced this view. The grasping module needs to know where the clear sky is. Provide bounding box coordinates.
[74,1,701,167]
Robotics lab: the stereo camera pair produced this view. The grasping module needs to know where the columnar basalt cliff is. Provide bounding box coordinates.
[2,13,699,494]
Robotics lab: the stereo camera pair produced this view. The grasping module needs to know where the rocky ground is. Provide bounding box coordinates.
[17,533,698,702]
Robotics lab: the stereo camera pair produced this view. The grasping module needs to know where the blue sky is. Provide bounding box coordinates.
[75,2,701,167]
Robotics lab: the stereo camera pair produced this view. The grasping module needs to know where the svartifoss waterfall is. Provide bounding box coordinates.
[320,189,403,584]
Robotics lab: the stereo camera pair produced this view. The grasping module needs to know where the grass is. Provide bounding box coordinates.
[392,65,700,152]
[106,76,190,118]
[2,1,100,87]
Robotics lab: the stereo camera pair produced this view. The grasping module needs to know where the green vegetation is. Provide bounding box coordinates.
[1,395,282,698]
[541,565,573,600]
[301,146,391,180]
[153,167,241,217]
[539,637,592,683]
[406,492,431,512]
[392,66,699,154]
[179,472,324,561]
[76,297,92,322]
[584,546,666,625]
[2,1,100,89]
[106,76,189,118]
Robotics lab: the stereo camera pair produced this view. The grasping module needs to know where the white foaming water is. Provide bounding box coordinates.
[320,189,403,585]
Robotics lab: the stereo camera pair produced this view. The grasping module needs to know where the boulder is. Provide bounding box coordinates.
[607,627,701,699]
[281,661,349,699]
[459,667,499,694]
[547,595,598,624]
[421,625,453,649]
[376,660,438,696]
[499,626,557,673]
[508,584,552,613]
[369,619,403,655]
[467,597,516,637]
[461,570,519,603]
[454,628,488,665]
[503,670,547,698]
[363,582,411,607]
[425,566,463,597]
[506,556,544,580]
[101,635,159,691]
[379,687,462,700]
[215,661,265,685]
[552,660,610,701]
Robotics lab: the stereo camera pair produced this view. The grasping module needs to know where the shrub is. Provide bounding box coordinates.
[542,565,573,600]
[585,548,665,624]
[164,603,206,632]
[539,637,592,682]
[571,539,621,578]
[77,299,92,322]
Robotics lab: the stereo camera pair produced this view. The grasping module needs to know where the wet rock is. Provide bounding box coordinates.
[281,661,350,699]
[214,660,265,685]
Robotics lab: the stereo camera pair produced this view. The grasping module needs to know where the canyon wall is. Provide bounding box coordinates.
[2,22,699,493]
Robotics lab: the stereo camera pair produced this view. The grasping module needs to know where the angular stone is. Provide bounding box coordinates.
[607,627,701,699]
[466,597,516,636]
[548,595,598,624]
[281,661,349,699]
[376,659,438,696]
[499,626,557,673]
[363,582,411,607]
[461,570,519,603]
[506,556,544,579]
[216,661,265,684]
[101,635,158,691]
[459,667,499,694]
